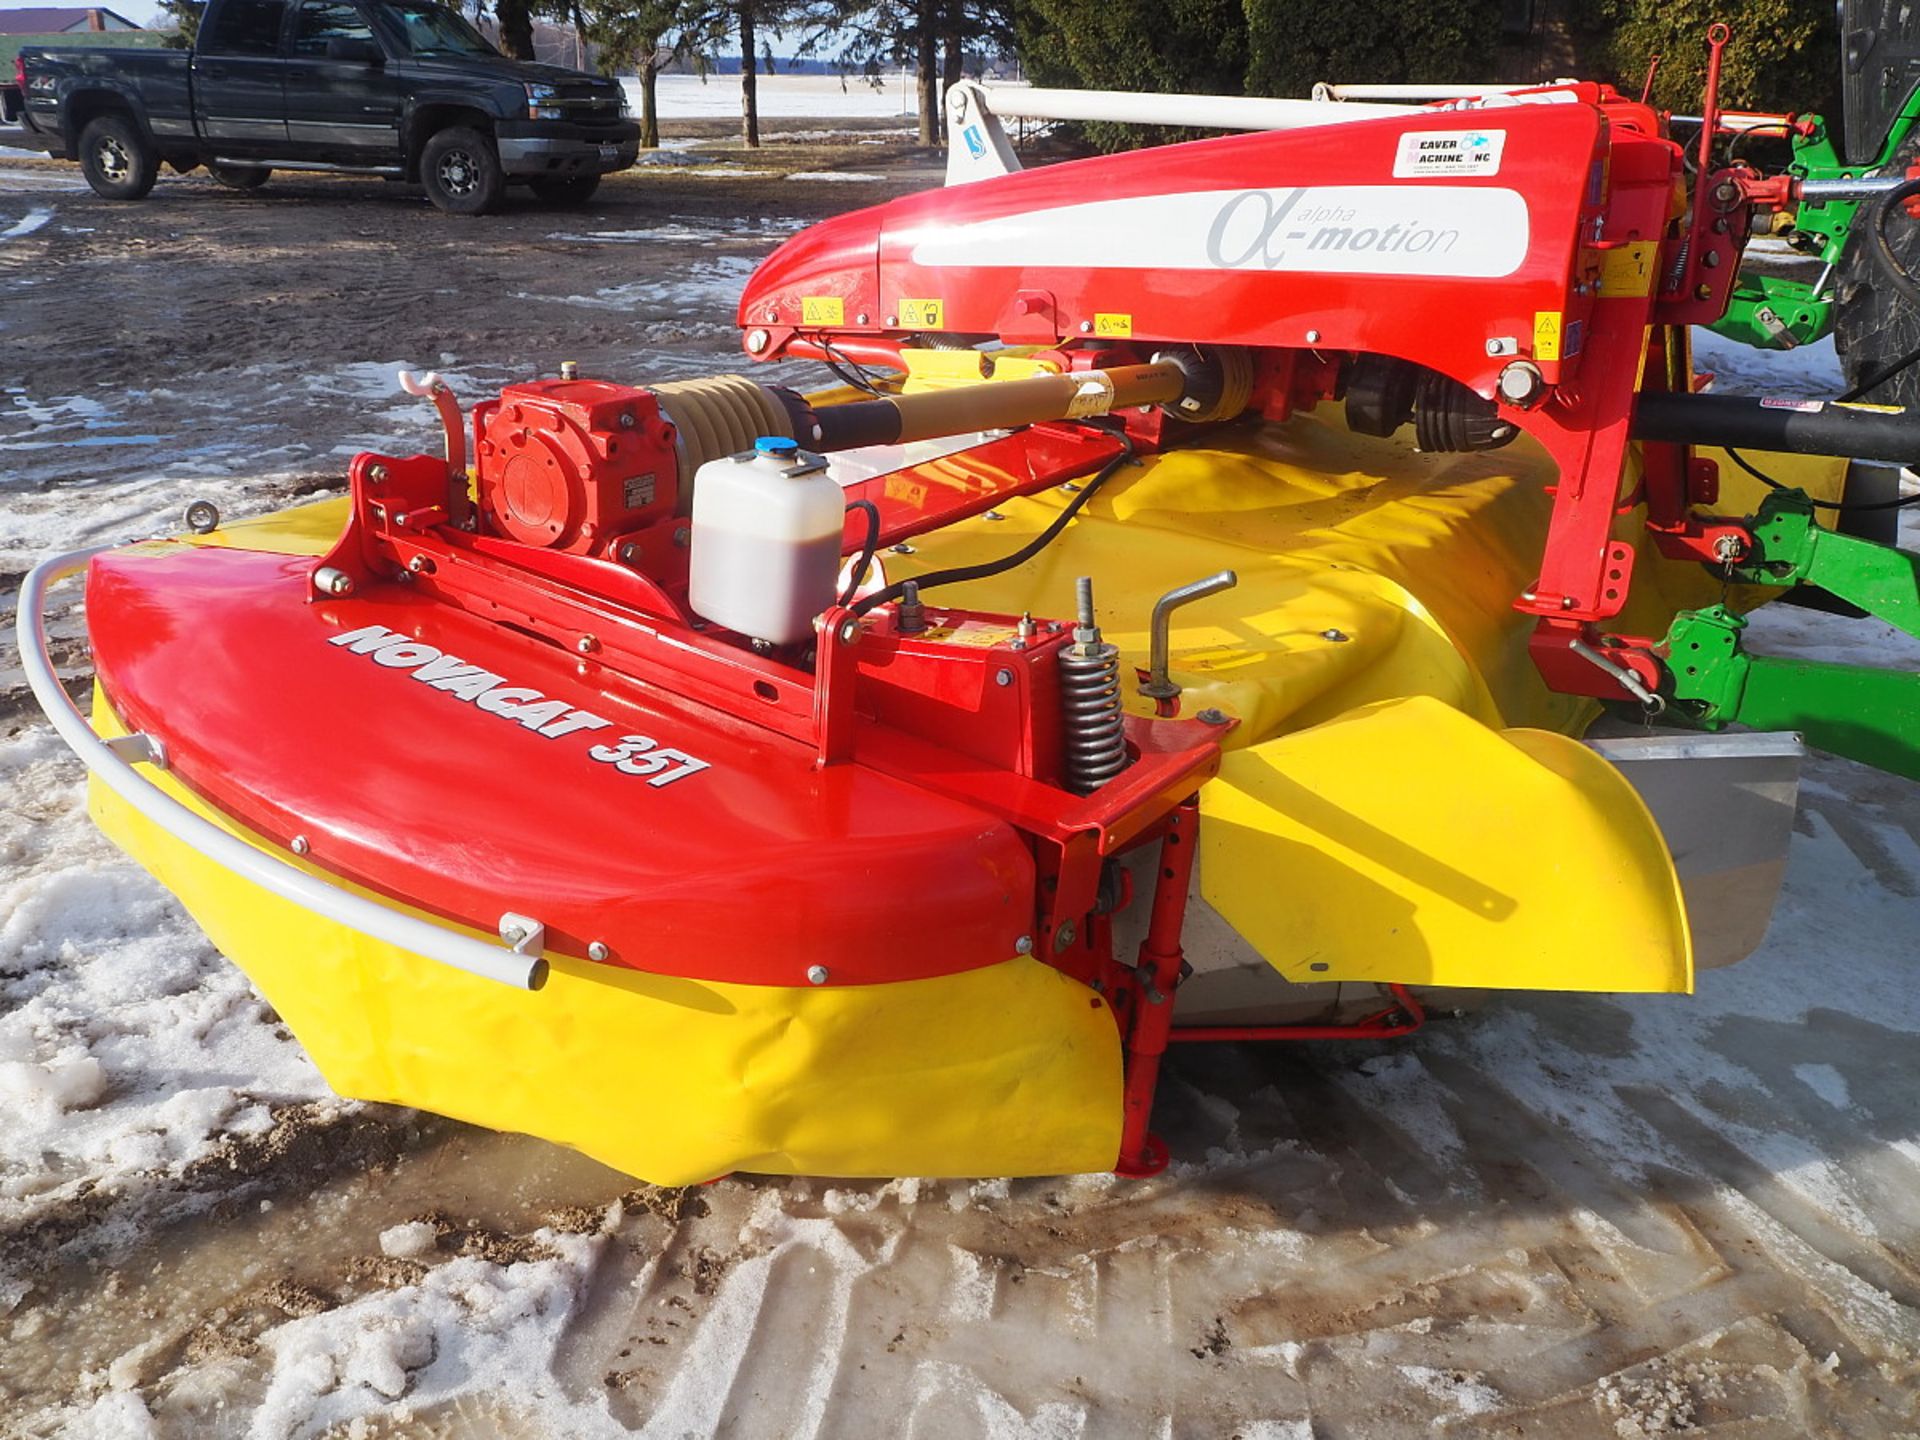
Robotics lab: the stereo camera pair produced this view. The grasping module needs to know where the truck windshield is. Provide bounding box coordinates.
[376,1,497,57]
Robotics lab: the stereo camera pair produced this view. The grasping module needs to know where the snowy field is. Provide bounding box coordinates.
[629,72,923,121]
[1,150,1919,1436]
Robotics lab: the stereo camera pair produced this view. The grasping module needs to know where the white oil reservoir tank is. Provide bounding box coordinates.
[688,436,845,645]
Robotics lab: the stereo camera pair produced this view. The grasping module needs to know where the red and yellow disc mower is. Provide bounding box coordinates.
[20,42,1920,1183]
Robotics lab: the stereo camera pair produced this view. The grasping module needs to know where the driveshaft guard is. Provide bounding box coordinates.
[1201,694,1692,993]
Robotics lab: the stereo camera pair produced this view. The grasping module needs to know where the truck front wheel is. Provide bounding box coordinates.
[421,126,503,215]
[78,114,158,201]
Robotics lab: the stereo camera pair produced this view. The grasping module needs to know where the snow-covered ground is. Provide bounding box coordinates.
[631,72,922,121]
[1,149,1918,1434]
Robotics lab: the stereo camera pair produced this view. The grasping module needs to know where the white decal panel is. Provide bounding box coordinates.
[905,185,1530,279]
[327,624,710,786]
[1392,129,1506,178]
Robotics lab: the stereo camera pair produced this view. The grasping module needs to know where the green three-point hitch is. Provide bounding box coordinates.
[1660,490,1920,780]
[1707,6,1920,405]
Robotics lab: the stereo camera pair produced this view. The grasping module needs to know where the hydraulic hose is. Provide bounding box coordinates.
[1632,389,1920,462]
[839,499,881,604]
[850,427,1138,616]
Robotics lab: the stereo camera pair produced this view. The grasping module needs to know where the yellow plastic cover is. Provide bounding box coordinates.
[1203,695,1691,992]
[89,692,1122,1184]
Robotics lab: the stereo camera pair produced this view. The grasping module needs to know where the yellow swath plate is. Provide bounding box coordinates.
[1202,695,1692,993]
[88,689,1122,1184]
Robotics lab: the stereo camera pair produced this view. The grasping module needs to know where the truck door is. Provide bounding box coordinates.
[281,0,404,166]
[192,0,291,154]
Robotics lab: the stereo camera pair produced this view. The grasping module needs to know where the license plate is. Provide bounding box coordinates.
[598,143,619,162]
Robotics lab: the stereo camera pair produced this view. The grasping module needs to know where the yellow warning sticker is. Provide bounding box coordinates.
[1533,311,1564,362]
[801,295,845,326]
[883,475,929,507]
[920,621,1019,649]
[1836,400,1904,414]
[1093,312,1134,338]
[1598,242,1658,298]
[899,298,944,328]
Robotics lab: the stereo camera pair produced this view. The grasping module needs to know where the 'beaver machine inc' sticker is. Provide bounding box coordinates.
[1393,130,1506,178]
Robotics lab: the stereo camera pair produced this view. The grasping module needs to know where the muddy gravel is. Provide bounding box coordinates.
[3,119,1920,1439]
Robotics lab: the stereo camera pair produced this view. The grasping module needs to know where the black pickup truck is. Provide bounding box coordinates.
[12,0,640,213]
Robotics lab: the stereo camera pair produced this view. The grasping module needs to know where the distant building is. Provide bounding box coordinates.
[0,7,144,34]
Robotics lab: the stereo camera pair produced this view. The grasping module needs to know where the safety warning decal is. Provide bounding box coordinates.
[900,298,944,328]
[920,620,1020,648]
[1392,129,1506,178]
[801,295,845,326]
[1533,310,1564,362]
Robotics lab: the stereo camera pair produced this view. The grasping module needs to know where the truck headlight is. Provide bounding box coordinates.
[525,82,562,119]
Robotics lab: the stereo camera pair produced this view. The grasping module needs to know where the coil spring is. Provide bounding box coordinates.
[1060,640,1129,794]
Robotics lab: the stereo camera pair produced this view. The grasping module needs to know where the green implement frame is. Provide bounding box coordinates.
[1661,491,1920,778]
[1712,102,1920,352]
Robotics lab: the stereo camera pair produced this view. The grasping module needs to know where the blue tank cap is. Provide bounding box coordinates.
[754,436,799,456]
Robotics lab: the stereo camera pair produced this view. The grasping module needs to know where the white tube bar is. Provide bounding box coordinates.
[16,547,548,991]
[1320,83,1526,100]
[971,84,1424,132]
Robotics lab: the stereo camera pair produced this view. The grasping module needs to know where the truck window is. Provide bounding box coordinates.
[291,0,375,54]
[375,1,496,58]
[200,0,290,55]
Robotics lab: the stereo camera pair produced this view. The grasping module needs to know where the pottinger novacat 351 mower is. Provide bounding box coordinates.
[19,28,1920,1182]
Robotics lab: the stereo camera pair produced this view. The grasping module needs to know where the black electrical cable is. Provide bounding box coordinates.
[839,499,881,605]
[1723,446,1920,511]
[849,426,1138,617]
[1840,339,1920,401]
[1718,176,1920,512]
[819,339,884,396]
[1727,122,1792,164]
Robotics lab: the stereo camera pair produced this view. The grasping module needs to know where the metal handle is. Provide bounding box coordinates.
[1140,569,1238,702]
[397,368,467,480]
[15,548,547,991]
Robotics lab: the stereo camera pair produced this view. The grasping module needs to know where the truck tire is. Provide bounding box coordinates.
[78,114,158,201]
[421,126,503,215]
[528,174,600,206]
[1833,131,1920,406]
[208,163,271,191]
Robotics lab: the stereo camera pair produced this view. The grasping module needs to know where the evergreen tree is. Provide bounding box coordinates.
[1013,0,1247,148]
[495,0,537,58]
[576,0,688,146]
[157,0,204,48]
[1579,0,1838,121]
[822,0,1013,146]
[677,0,804,147]
[1240,0,1501,100]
